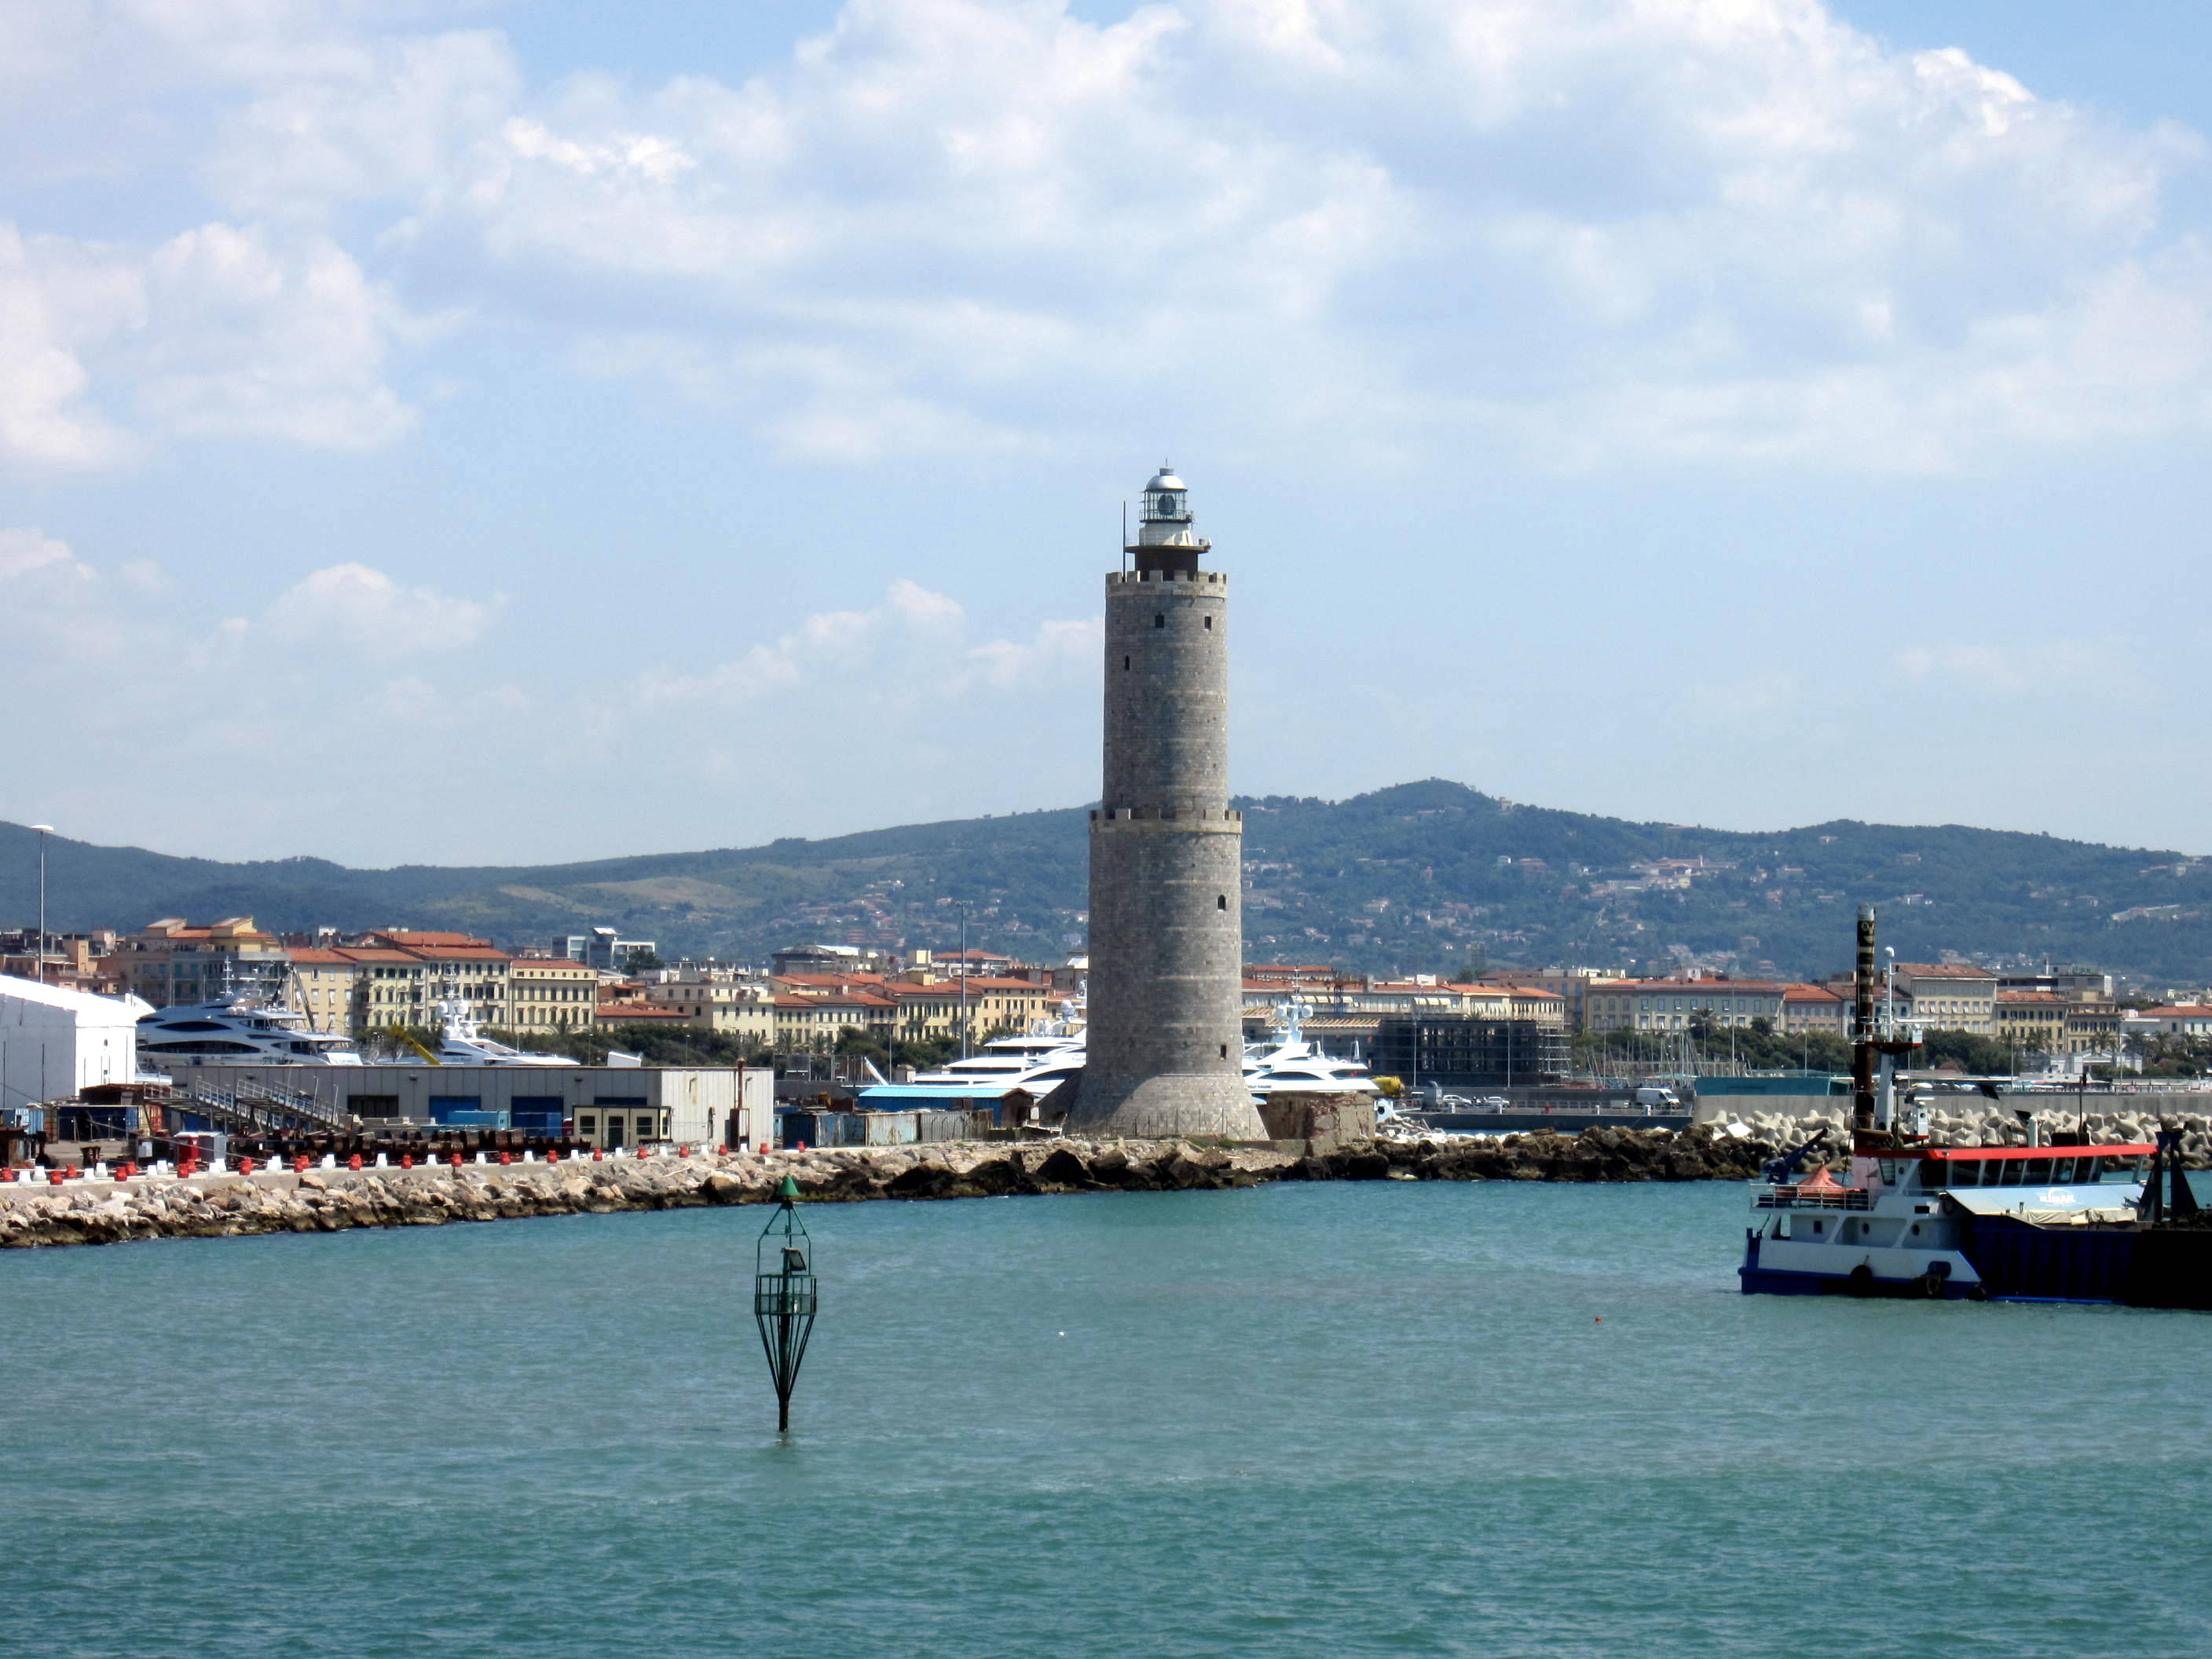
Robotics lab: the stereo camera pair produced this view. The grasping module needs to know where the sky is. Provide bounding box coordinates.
[5,0,2210,868]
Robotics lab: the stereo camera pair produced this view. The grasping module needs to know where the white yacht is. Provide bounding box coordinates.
[1243,1001,1379,1097]
[375,1002,580,1068]
[860,1029,1089,1104]
[855,999,1376,1107]
[137,994,364,1066]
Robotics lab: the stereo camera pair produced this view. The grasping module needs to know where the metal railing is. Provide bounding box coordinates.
[167,1078,350,1137]
[1754,1187,1872,1211]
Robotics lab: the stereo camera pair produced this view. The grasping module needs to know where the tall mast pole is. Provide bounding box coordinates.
[1851,905,1877,1134]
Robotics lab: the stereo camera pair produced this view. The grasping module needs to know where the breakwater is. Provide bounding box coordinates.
[1710,1103,2212,1164]
[0,1127,1777,1249]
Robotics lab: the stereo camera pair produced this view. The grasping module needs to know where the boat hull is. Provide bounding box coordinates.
[1737,1262,1979,1299]
[1741,1219,2212,1309]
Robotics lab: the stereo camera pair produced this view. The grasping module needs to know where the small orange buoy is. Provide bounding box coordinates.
[1595,1317,1603,1323]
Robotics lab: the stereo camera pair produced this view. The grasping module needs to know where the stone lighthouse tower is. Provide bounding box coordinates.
[1069,465,1263,1139]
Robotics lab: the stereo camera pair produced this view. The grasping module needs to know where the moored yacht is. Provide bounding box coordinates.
[374,1002,580,1068]
[857,1029,1088,1105]
[1243,1000,1379,1097]
[855,998,1379,1109]
[137,994,364,1066]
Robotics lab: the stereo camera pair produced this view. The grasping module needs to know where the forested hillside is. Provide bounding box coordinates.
[5,781,2207,986]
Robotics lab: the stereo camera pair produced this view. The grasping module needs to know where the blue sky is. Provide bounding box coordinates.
[5,1,2210,867]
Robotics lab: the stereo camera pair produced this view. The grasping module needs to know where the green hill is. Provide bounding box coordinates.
[5,781,2207,987]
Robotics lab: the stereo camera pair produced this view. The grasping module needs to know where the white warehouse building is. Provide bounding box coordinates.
[0,975,149,1112]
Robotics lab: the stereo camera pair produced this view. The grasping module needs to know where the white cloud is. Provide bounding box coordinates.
[0,228,130,466]
[0,218,417,464]
[8,1,2212,473]
[263,562,500,656]
[132,223,415,449]
[635,577,1087,708]
[0,526,92,582]
[1891,637,2140,698]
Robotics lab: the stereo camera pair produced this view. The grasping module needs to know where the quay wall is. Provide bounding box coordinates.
[0,1128,1779,1249]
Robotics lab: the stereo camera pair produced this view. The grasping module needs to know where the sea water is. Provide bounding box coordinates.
[5,1181,2210,1657]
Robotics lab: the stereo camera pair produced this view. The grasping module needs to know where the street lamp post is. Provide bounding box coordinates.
[30,824,53,984]
[957,900,972,1060]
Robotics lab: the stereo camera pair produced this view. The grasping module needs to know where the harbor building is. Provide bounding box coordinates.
[1069,467,1263,1139]
[1,975,149,1115]
[152,1062,771,1150]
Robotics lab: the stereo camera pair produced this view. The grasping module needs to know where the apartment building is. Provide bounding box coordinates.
[287,948,366,1034]
[509,956,601,1034]
[1583,979,1790,1033]
[361,932,512,1030]
[773,991,897,1050]
[650,976,776,1048]
[119,917,289,1008]
[1994,991,2068,1054]
[1887,963,1997,1035]
[1782,983,1847,1033]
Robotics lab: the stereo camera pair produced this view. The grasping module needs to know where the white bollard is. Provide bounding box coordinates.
[321,1155,336,1169]
[475,1152,487,1165]
[375,1153,389,1168]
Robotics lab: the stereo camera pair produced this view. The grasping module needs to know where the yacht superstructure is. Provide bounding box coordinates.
[856,998,1376,1108]
[1243,1001,1379,1097]
[137,994,364,1066]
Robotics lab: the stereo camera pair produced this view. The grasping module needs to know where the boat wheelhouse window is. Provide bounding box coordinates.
[2023,1159,2052,1187]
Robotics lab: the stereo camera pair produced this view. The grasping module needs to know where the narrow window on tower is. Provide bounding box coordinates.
[1123,656,1131,670]
[1217,895,1228,910]
[1220,1044,1229,1058]
[1204,616,1214,630]
[1155,613,1165,628]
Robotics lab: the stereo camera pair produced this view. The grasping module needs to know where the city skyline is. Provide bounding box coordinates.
[6,2,2211,866]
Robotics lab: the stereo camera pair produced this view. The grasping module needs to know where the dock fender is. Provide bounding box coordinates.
[1846,1263,1876,1296]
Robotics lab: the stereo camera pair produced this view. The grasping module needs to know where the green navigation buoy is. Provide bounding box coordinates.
[753,1175,818,1432]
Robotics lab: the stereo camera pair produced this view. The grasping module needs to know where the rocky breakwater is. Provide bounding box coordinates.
[1711,1104,2212,1168]
[0,1128,1780,1250]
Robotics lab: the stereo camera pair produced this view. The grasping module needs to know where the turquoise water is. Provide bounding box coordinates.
[6,1181,2210,1657]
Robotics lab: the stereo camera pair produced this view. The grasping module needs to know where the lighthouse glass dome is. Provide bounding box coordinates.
[1142,467,1189,522]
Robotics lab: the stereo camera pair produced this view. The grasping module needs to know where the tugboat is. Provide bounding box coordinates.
[1739,906,2212,1308]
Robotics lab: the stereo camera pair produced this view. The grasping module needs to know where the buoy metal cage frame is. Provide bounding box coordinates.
[753,1181,818,1432]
